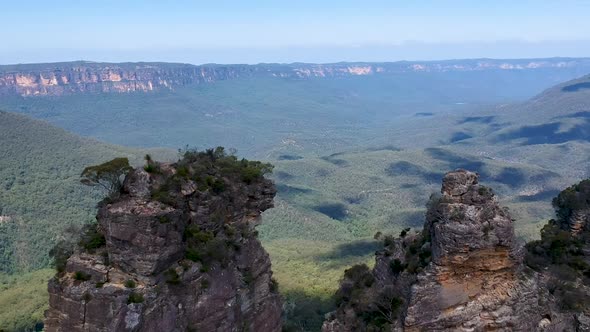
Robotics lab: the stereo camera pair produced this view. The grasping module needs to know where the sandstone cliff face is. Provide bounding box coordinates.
[44,151,282,331]
[0,63,252,96]
[2,59,589,97]
[323,170,590,332]
[404,170,524,331]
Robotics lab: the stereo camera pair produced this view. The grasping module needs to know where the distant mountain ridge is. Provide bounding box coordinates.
[2,58,590,97]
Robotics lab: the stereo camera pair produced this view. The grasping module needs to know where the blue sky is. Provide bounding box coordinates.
[1,0,589,64]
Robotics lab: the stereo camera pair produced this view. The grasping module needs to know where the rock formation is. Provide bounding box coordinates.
[44,149,282,331]
[2,59,590,97]
[323,169,590,331]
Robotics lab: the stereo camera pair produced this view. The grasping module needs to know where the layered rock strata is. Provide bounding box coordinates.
[45,154,282,332]
[323,169,590,331]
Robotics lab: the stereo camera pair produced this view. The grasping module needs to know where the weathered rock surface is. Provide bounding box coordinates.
[323,169,590,331]
[45,154,282,332]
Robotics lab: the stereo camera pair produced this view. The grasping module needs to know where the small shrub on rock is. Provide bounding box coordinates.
[390,259,406,274]
[49,240,73,273]
[124,279,136,288]
[164,269,180,285]
[74,271,91,281]
[477,185,494,198]
[127,292,144,304]
[201,279,210,289]
[270,278,279,293]
[78,223,106,252]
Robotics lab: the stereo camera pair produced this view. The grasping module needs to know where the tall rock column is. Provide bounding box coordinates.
[45,152,282,332]
[323,169,554,332]
[404,169,533,331]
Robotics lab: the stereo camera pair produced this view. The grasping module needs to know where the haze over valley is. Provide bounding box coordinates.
[2,1,590,331]
[1,57,590,329]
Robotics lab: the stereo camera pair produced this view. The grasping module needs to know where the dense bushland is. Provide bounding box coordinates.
[526,179,590,311]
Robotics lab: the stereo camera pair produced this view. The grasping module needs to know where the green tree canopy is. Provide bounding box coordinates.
[80,157,132,196]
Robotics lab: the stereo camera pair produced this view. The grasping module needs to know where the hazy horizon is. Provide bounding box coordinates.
[2,41,590,66]
[4,2,590,331]
[2,0,590,65]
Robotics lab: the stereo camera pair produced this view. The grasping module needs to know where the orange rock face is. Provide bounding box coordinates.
[323,169,590,332]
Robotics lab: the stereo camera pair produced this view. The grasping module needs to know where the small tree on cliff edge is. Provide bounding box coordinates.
[80,157,132,196]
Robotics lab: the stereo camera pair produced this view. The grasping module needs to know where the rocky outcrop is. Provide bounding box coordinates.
[2,58,590,96]
[44,150,282,331]
[404,171,536,331]
[323,169,590,331]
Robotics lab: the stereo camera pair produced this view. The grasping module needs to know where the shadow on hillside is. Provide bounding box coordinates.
[449,131,473,143]
[396,210,427,228]
[365,145,402,152]
[314,202,348,220]
[529,171,561,183]
[517,189,561,202]
[277,154,303,160]
[562,82,590,92]
[414,112,434,117]
[457,115,510,132]
[277,184,313,195]
[342,194,365,205]
[385,160,443,183]
[274,171,295,181]
[424,148,489,177]
[283,289,336,332]
[496,120,590,144]
[321,155,349,167]
[315,240,380,263]
[493,167,527,189]
[458,116,496,124]
[386,160,423,176]
[315,168,332,178]
[554,111,590,119]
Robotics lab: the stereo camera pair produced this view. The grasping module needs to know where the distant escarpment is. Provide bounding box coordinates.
[2,58,590,96]
[44,148,282,331]
[0,62,251,96]
[323,170,590,331]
